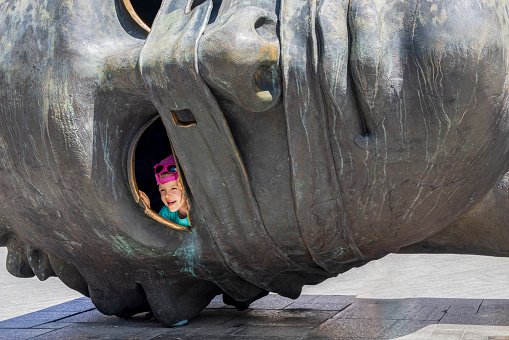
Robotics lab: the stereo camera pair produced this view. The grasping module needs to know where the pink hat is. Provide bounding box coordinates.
[154,155,178,185]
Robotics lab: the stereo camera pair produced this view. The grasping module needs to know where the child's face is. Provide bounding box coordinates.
[158,180,187,213]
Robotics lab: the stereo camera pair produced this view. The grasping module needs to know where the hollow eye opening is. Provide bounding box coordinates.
[120,0,223,36]
[128,116,190,231]
[122,0,163,33]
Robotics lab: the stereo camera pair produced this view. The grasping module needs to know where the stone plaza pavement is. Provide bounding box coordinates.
[4,249,509,339]
[4,294,509,339]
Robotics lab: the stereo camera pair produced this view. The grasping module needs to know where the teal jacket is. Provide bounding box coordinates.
[159,205,190,227]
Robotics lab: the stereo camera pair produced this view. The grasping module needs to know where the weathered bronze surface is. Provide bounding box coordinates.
[1,0,509,326]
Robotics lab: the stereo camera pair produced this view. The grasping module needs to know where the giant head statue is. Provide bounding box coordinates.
[1,0,509,326]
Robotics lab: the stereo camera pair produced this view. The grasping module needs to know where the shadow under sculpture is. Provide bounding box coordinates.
[1,0,509,326]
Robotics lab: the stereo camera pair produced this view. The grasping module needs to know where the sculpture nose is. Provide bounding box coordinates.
[198,6,280,112]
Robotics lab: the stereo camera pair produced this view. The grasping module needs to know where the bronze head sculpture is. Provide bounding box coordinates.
[1,0,509,326]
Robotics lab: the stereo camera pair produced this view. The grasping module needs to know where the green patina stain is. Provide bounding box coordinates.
[332,247,349,258]
[173,236,198,277]
[111,235,135,257]
[55,231,67,240]
[107,234,174,259]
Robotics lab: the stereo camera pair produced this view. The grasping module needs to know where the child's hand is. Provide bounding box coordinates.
[139,190,151,209]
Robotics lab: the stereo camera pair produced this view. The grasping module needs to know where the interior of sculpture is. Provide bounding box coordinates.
[121,0,162,31]
[133,116,172,213]
[121,0,222,33]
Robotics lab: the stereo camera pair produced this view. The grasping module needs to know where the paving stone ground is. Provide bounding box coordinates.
[5,248,509,339]
[3,295,509,339]
[0,248,82,321]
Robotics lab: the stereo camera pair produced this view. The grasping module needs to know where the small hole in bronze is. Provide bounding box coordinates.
[172,109,197,127]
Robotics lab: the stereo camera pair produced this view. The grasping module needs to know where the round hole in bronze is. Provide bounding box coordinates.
[128,115,190,231]
[122,0,163,33]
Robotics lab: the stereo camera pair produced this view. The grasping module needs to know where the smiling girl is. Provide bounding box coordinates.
[139,155,190,227]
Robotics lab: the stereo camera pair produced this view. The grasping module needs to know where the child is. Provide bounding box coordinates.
[139,155,190,227]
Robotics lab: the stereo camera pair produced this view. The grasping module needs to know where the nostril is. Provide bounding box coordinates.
[254,16,277,42]
[198,6,281,112]
[254,65,278,103]
[254,17,266,30]
[255,66,272,91]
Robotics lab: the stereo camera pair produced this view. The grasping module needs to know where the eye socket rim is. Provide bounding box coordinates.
[128,115,190,232]
[122,0,152,33]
